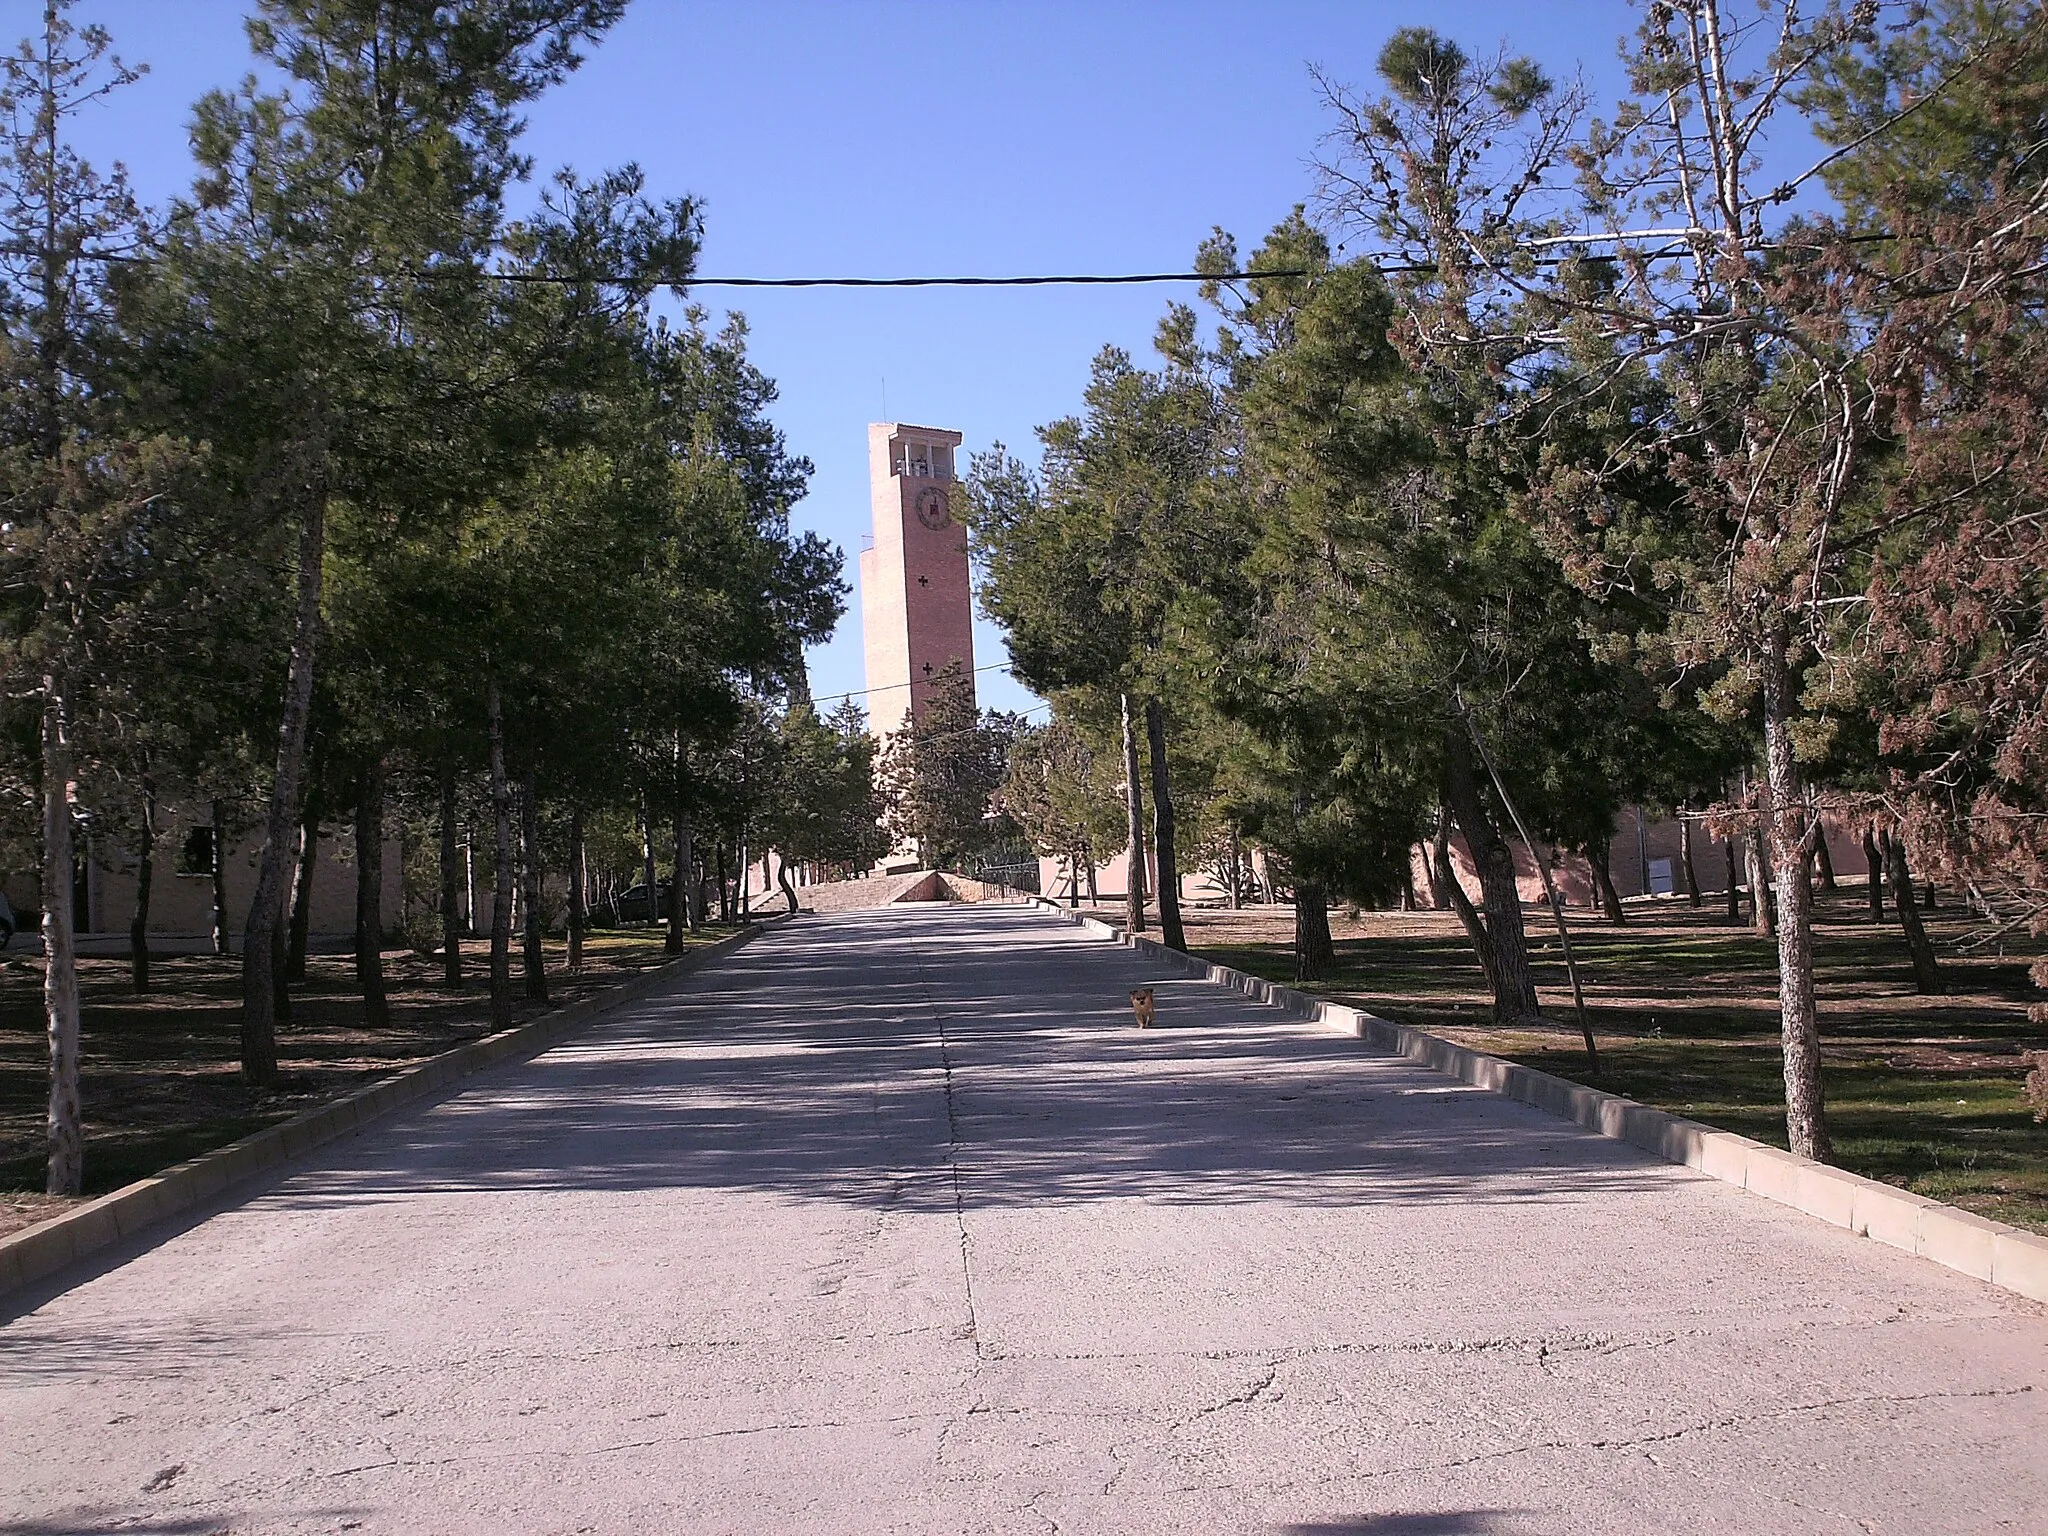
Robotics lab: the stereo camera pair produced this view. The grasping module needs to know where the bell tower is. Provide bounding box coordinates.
[858,422,974,735]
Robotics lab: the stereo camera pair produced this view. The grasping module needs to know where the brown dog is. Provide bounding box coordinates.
[1129,987,1156,1029]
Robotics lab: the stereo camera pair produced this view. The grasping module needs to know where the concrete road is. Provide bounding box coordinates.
[4,906,2045,1535]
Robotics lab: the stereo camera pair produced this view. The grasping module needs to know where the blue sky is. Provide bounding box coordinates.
[56,0,1648,720]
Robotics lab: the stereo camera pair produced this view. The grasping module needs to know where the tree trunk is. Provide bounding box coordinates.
[1680,815,1702,907]
[130,774,156,994]
[1294,882,1334,983]
[1880,829,1947,996]
[738,829,752,921]
[520,768,547,1003]
[74,834,90,936]
[1724,837,1741,924]
[1761,640,1831,1163]
[1862,823,1884,922]
[287,788,321,986]
[1441,729,1539,1021]
[1433,823,1500,999]
[667,811,691,954]
[354,758,389,1029]
[1592,836,1628,925]
[1227,824,1243,910]
[488,683,514,1029]
[639,793,658,928]
[1143,697,1185,951]
[271,902,292,1026]
[778,858,799,913]
[210,798,229,957]
[567,805,587,976]
[1464,718,1598,1067]
[1744,827,1775,937]
[42,681,84,1196]
[716,843,731,923]
[439,769,461,987]
[1084,853,1098,905]
[1119,692,1147,934]
[1427,815,1453,910]
[1815,824,1837,893]
[241,493,324,1085]
[681,815,701,930]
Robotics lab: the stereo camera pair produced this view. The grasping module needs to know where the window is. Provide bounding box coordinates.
[178,825,215,876]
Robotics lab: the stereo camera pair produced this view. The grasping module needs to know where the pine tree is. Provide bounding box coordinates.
[0,1,176,1193]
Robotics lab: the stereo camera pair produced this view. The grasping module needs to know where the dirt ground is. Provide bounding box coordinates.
[0,928,712,1240]
[1093,889,2048,1232]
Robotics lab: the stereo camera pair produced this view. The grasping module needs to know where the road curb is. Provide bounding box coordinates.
[0,918,787,1302]
[1026,897,2048,1307]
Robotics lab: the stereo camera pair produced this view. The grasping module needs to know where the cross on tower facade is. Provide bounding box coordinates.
[858,422,975,736]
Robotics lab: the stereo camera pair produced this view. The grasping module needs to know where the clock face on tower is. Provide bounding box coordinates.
[914,485,951,530]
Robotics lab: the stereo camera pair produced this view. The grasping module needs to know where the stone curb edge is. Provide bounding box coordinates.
[0,917,789,1301]
[1027,897,2048,1308]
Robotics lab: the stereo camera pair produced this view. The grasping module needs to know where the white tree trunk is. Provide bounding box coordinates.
[1762,638,1832,1163]
[42,679,83,1197]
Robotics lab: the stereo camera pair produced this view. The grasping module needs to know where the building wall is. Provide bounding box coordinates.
[7,800,403,944]
[1416,810,1872,907]
[857,535,908,736]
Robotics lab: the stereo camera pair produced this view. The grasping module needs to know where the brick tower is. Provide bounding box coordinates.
[858,422,974,735]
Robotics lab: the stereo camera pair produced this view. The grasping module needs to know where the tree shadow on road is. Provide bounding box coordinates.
[232,906,1682,1219]
[1273,1516,1524,1535]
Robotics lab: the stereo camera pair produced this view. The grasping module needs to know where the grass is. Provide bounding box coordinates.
[0,925,727,1239]
[1162,892,2048,1234]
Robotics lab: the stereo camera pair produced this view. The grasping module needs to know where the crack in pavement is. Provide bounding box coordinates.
[319,1411,951,1477]
[1260,1383,2042,1490]
[1016,1488,1062,1534]
[1100,1436,1129,1499]
[906,935,983,1357]
[1179,1360,1282,1428]
[980,1331,1690,1372]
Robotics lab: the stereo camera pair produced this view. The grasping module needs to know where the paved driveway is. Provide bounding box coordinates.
[3,905,2044,1534]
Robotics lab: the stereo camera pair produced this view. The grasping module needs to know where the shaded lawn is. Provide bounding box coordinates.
[1165,895,2048,1235]
[0,927,723,1238]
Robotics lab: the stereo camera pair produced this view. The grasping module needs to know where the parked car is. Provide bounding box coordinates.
[615,882,671,923]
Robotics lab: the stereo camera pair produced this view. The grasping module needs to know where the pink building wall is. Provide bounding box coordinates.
[1036,810,1875,911]
[859,422,974,737]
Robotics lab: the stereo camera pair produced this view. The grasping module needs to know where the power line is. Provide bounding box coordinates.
[376,235,1910,288]
[12,234,1907,288]
[806,659,1021,710]
[647,271,1314,288]
[410,267,1324,287]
